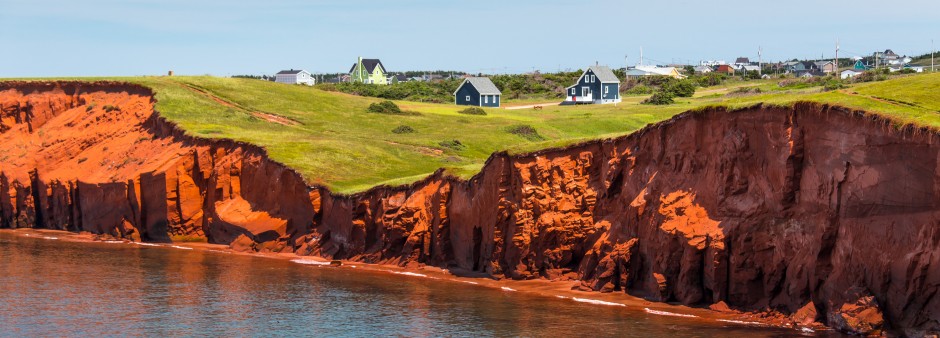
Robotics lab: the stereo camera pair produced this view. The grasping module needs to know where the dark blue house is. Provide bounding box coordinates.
[563,65,621,105]
[453,77,502,107]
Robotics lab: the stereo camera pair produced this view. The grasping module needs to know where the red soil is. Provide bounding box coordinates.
[2,81,939,336]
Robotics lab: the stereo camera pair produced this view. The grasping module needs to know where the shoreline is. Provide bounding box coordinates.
[0,228,828,334]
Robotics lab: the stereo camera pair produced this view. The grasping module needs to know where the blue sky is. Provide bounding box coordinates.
[2,0,939,77]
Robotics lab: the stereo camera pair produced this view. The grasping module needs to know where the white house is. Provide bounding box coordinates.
[275,69,316,86]
[841,69,863,79]
[624,65,686,79]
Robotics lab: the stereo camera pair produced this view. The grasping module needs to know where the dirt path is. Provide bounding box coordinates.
[179,83,301,126]
[504,102,561,110]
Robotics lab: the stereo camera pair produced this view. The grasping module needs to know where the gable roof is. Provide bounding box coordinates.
[349,59,387,74]
[587,65,619,83]
[277,69,306,75]
[453,77,501,96]
[735,57,750,64]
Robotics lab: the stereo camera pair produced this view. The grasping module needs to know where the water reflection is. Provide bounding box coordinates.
[0,232,839,337]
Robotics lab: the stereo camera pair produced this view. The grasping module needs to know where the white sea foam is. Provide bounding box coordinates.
[717,319,763,325]
[291,259,331,266]
[170,245,193,250]
[101,240,125,244]
[393,272,429,278]
[460,281,480,285]
[644,308,698,318]
[572,297,626,307]
[501,287,517,292]
[133,242,159,247]
[800,327,815,333]
[556,295,569,299]
[42,237,58,240]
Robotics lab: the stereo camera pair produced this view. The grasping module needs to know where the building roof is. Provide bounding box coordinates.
[276,69,306,75]
[741,65,761,72]
[735,57,750,64]
[454,77,501,96]
[349,59,386,74]
[588,65,620,83]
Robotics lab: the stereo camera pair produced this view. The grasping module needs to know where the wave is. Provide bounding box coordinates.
[501,287,517,292]
[170,245,193,250]
[717,319,764,325]
[644,308,699,318]
[572,298,626,307]
[393,272,429,278]
[291,259,331,266]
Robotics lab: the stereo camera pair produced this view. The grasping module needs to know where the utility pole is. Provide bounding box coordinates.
[834,39,839,75]
[932,39,935,72]
[758,46,763,77]
[640,46,643,66]
[625,54,628,73]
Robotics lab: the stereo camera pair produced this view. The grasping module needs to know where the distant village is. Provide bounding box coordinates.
[250,48,933,108]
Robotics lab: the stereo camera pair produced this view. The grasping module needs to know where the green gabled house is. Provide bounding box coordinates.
[349,57,389,85]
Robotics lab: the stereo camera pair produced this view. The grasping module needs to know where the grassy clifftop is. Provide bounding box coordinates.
[7,73,940,193]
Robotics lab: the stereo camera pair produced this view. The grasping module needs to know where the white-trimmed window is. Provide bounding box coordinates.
[604,86,609,94]
[592,75,596,83]
[582,87,589,96]
[485,96,489,104]
[570,88,575,95]
[466,95,471,101]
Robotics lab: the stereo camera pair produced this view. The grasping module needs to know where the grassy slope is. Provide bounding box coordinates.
[7,73,940,193]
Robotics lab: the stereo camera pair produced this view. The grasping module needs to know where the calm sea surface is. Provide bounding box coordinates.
[0,231,838,337]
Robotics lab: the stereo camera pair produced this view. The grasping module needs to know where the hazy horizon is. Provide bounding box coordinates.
[2,0,938,77]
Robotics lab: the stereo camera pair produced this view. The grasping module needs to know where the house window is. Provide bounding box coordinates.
[582,87,589,97]
[485,96,489,104]
[591,75,596,83]
[466,95,471,101]
[570,88,575,95]
[604,86,609,94]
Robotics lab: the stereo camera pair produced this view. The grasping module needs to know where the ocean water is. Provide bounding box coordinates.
[0,232,837,337]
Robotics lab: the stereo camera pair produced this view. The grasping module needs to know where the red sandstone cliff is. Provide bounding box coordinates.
[1,82,938,336]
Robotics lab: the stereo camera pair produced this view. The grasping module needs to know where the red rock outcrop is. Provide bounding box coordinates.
[2,81,939,335]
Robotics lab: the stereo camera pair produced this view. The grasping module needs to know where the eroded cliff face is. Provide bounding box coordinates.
[2,82,938,335]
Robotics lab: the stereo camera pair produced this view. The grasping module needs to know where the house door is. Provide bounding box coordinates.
[582,87,590,98]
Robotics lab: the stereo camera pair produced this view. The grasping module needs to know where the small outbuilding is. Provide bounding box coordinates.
[841,69,863,79]
[275,69,316,86]
[453,77,502,107]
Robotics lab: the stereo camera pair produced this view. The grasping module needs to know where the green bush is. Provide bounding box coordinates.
[392,125,415,134]
[623,84,653,95]
[102,105,121,112]
[439,139,465,150]
[367,101,419,115]
[641,91,675,105]
[458,107,487,115]
[506,124,545,141]
[823,79,846,91]
[663,80,696,98]
[368,100,402,114]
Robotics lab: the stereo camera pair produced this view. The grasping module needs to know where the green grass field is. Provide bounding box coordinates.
[8,73,940,193]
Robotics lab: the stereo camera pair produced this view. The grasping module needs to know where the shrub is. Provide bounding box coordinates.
[458,107,487,115]
[367,101,419,115]
[392,125,415,134]
[85,103,96,112]
[642,91,675,105]
[623,84,653,95]
[102,105,121,112]
[852,71,875,83]
[663,79,696,98]
[823,79,846,91]
[438,139,465,150]
[368,101,402,114]
[506,124,545,141]
[727,86,762,96]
